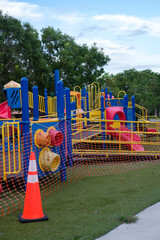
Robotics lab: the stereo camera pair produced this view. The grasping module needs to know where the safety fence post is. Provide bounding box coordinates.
[86,92,90,126]
[132,95,136,130]
[124,94,128,127]
[105,87,108,107]
[81,98,85,129]
[101,95,106,149]
[21,77,30,186]
[33,86,39,121]
[57,80,67,182]
[65,87,73,167]
[54,70,59,97]
[44,89,48,118]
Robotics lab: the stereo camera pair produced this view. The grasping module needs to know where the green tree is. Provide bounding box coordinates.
[105,68,160,115]
[0,12,110,100]
[41,27,110,91]
[0,11,49,100]
[101,72,120,97]
[21,23,50,93]
[0,10,24,102]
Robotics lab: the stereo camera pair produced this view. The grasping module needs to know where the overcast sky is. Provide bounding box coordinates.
[1,0,160,74]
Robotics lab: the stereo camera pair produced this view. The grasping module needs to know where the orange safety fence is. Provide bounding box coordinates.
[1,118,160,217]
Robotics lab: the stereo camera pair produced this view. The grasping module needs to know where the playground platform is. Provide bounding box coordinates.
[72,129,100,140]
[96,201,160,240]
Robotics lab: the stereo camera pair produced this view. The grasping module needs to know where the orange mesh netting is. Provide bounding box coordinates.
[1,118,160,217]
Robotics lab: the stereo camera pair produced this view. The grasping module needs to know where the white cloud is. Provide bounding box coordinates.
[92,14,160,36]
[0,0,43,19]
[93,14,139,22]
[51,13,85,25]
[106,49,160,74]
[76,37,133,55]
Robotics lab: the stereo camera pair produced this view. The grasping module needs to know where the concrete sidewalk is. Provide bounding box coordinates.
[96,202,160,240]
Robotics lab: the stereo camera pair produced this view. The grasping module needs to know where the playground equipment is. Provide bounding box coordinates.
[48,127,63,147]
[34,128,63,148]
[0,70,160,218]
[0,78,67,184]
[105,106,144,151]
[0,101,11,119]
[34,130,51,148]
[0,71,157,181]
[39,147,60,172]
[3,80,21,109]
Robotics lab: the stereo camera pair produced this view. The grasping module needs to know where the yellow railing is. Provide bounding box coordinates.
[135,113,149,123]
[88,82,100,95]
[28,91,45,113]
[21,90,57,115]
[71,82,101,110]
[38,95,45,112]
[94,92,101,109]
[2,122,21,180]
[28,91,33,108]
[88,82,101,110]
[135,103,148,121]
[71,117,160,156]
[48,96,57,115]
[147,115,159,122]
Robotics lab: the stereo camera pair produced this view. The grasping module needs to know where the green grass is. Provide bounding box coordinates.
[1,164,160,240]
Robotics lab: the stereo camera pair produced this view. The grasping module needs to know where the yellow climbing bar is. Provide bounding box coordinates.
[2,122,21,181]
[117,90,126,98]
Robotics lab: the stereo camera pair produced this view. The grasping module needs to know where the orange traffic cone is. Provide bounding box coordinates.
[19,151,48,223]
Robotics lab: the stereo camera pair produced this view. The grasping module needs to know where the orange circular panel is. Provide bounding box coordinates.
[39,147,60,172]
[34,129,51,148]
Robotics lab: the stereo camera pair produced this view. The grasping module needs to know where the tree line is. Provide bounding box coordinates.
[0,11,110,101]
[0,11,160,115]
[103,69,160,115]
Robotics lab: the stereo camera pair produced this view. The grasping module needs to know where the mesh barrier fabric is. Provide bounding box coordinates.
[1,118,160,217]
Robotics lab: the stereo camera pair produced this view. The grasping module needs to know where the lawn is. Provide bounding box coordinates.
[1,163,160,240]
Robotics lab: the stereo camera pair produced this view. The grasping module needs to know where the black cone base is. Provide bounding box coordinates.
[18,213,48,223]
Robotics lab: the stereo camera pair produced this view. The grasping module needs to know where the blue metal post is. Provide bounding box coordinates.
[71,101,77,111]
[86,92,90,125]
[21,77,30,186]
[81,87,86,97]
[105,87,108,99]
[65,87,73,167]
[81,87,86,110]
[105,87,108,107]
[54,70,59,97]
[81,98,85,129]
[57,80,67,182]
[81,98,85,111]
[101,95,106,149]
[33,86,39,121]
[124,94,128,127]
[132,95,135,121]
[44,89,48,118]
[132,95,136,130]
[109,91,112,99]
